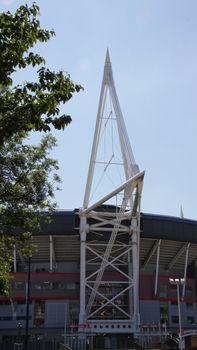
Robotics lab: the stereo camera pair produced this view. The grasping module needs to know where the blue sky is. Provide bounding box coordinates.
[1,0,197,219]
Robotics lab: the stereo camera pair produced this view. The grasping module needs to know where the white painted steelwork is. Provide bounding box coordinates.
[182,242,190,300]
[154,239,161,296]
[79,50,144,337]
[83,49,139,210]
[169,278,185,350]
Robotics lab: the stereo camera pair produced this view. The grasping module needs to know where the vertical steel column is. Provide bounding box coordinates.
[132,217,139,330]
[79,215,87,350]
[154,240,161,296]
[79,216,87,328]
[177,283,185,350]
[182,243,190,300]
[169,278,185,350]
[177,283,182,335]
[128,248,133,317]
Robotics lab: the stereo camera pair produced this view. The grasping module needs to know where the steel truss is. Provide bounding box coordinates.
[79,50,144,337]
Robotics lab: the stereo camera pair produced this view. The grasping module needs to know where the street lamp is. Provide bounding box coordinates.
[24,256,31,350]
[169,278,185,350]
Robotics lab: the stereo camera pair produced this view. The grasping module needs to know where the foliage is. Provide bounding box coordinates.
[0,133,60,229]
[0,2,83,294]
[0,2,83,144]
[0,134,60,294]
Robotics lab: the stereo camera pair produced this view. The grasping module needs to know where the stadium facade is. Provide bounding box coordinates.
[1,51,197,350]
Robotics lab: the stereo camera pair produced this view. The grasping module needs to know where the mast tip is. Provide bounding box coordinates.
[105,48,111,65]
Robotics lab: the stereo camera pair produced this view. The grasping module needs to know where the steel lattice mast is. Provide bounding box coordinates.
[83,49,139,209]
[79,50,144,345]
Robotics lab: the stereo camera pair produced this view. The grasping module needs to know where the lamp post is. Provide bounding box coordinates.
[169,278,185,350]
[24,256,31,350]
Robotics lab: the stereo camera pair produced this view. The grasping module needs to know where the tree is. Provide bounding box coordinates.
[0,133,61,294]
[0,2,83,144]
[0,134,60,230]
[0,3,83,294]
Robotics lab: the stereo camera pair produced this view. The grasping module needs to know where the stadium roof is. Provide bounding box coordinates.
[24,210,197,277]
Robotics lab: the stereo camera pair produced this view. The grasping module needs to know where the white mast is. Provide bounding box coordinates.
[83,49,139,209]
[79,50,144,341]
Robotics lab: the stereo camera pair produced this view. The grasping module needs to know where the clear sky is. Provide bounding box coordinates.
[1,0,197,220]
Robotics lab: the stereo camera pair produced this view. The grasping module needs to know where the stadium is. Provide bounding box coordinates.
[1,52,197,350]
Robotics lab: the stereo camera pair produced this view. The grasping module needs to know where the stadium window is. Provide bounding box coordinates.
[34,300,45,327]
[15,282,25,289]
[17,316,31,320]
[0,301,10,305]
[35,301,45,315]
[43,281,51,289]
[159,284,167,297]
[170,285,177,292]
[0,316,12,321]
[17,300,32,305]
[187,316,195,325]
[160,303,168,323]
[185,286,193,294]
[171,301,178,307]
[52,282,59,289]
[171,316,179,324]
[67,283,76,290]
[33,283,42,289]
[186,302,194,310]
